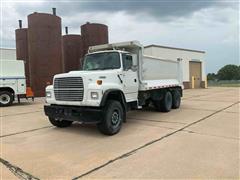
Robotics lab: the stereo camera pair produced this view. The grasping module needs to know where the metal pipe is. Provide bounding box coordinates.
[65,26,68,35]
[18,20,22,29]
[52,8,56,15]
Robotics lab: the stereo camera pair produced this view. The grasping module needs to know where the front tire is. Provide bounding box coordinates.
[48,117,73,128]
[0,91,14,107]
[97,100,123,135]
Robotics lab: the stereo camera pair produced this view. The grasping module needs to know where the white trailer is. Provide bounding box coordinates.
[0,60,26,106]
[44,41,183,135]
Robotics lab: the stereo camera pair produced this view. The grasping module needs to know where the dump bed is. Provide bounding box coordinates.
[142,55,179,80]
[140,55,182,90]
[89,41,183,90]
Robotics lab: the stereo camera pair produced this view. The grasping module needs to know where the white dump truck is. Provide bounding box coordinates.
[44,41,183,135]
[0,60,26,106]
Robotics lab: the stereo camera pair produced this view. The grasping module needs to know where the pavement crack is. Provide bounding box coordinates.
[1,110,43,118]
[183,129,240,140]
[0,157,40,180]
[128,117,186,125]
[182,107,216,112]
[129,120,178,130]
[72,101,239,179]
[0,126,53,138]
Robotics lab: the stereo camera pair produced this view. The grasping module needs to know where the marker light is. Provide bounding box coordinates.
[97,80,102,85]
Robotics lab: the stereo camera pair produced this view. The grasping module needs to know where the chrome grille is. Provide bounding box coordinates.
[54,77,84,101]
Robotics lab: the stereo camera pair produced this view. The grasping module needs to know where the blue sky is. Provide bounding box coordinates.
[0,0,239,73]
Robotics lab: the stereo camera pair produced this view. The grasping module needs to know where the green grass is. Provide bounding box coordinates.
[208,83,240,87]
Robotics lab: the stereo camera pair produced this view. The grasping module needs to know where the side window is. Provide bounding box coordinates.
[122,54,133,71]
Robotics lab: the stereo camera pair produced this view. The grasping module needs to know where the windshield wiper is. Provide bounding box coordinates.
[86,67,116,71]
[87,68,101,70]
[117,74,123,83]
[101,67,117,70]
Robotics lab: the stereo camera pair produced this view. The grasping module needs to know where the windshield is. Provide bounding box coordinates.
[83,52,121,70]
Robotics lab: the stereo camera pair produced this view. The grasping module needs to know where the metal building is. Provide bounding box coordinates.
[27,11,63,97]
[62,28,83,72]
[15,20,30,86]
[81,22,108,55]
[0,48,16,60]
[144,45,206,89]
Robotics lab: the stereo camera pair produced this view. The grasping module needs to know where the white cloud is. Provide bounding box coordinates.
[0,2,238,72]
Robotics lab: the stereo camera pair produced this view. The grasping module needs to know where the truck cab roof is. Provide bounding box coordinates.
[88,41,143,53]
[87,49,131,55]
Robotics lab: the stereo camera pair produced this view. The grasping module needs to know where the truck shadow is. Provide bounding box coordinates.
[50,117,148,137]
[51,123,106,137]
[10,102,34,107]
[139,106,157,112]
[49,106,175,137]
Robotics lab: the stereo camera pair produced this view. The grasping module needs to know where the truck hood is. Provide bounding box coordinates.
[54,69,121,79]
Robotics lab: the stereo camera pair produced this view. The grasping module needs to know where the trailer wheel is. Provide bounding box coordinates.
[154,91,172,112]
[0,91,14,107]
[48,117,73,128]
[97,100,123,135]
[172,90,181,109]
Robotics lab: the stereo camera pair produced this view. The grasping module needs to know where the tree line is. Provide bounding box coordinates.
[207,64,240,81]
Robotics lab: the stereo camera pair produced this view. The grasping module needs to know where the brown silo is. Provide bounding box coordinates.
[15,22,30,86]
[27,11,63,97]
[62,34,83,72]
[81,22,108,55]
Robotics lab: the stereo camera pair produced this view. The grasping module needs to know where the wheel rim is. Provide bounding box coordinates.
[0,94,11,104]
[111,109,121,127]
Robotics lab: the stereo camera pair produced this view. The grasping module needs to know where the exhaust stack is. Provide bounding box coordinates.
[65,26,68,35]
[52,8,56,15]
[18,20,22,29]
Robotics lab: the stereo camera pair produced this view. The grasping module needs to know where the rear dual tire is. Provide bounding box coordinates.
[172,90,181,109]
[154,90,181,112]
[154,91,172,112]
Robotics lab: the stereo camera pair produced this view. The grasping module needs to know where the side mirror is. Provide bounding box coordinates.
[132,54,138,66]
[131,54,138,71]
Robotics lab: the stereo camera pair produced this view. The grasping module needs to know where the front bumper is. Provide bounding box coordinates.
[44,105,103,124]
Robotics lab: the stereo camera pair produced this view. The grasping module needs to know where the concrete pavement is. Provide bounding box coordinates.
[0,87,239,179]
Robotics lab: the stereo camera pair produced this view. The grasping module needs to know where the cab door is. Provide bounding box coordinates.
[121,53,138,102]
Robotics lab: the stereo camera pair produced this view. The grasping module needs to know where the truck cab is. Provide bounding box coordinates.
[44,41,183,135]
[0,60,26,106]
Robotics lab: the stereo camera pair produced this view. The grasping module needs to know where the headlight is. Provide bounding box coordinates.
[91,92,99,99]
[46,91,52,98]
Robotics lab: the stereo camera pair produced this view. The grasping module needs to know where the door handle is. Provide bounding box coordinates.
[134,79,137,82]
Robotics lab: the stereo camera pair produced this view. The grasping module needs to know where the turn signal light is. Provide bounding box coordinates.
[97,80,102,85]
